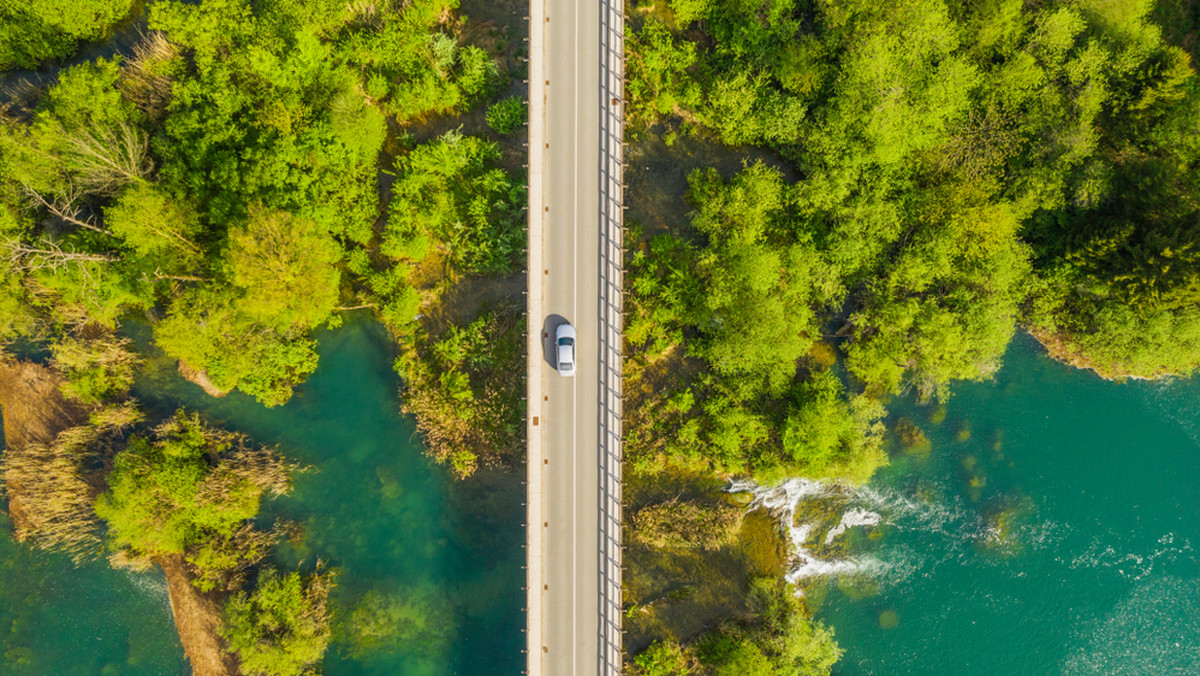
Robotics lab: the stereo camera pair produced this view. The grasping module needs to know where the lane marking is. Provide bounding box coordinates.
[571,0,580,671]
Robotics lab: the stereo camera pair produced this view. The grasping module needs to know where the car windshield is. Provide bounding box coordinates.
[558,337,574,346]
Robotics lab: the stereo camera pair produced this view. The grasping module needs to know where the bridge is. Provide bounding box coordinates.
[525,0,624,673]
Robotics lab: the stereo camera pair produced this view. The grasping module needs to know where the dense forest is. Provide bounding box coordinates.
[0,0,526,672]
[623,0,1200,673]
[625,0,1200,482]
[0,0,526,461]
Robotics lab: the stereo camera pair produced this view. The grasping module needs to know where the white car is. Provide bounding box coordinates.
[556,323,576,377]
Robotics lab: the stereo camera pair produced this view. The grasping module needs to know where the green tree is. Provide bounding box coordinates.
[94,412,293,572]
[221,569,334,676]
[634,638,690,676]
[0,0,136,69]
[385,131,525,276]
[227,206,341,329]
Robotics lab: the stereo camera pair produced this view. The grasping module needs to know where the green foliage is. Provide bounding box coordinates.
[155,286,322,407]
[0,0,515,410]
[105,181,203,267]
[94,412,293,566]
[396,305,525,477]
[0,0,135,69]
[779,372,886,484]
[624,0,1200,480]
[226,206,341,329]
[385,131,525,276]
[695,578,841,675]
[625,163,874,481]
[51,335,140,405]
[486,95,526,135]
[631,578,841,676]
[221,569,334,676]
[633,638,689,676]
[627,19,699,126]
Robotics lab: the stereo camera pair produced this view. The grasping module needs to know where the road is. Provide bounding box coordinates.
[526,0,624,673]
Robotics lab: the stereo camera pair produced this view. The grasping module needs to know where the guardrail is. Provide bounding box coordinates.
[597,0,624,673]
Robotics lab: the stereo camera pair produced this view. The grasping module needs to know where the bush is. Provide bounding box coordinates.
[486,96,526,135]
[221,569,334,676]
[94,412,294,577]
[634,638,690,676]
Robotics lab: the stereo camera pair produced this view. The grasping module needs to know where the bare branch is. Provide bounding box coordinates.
[61,118,154,193]
[153,271,211,283]
[21,182,112,235]
[5,237,121,274]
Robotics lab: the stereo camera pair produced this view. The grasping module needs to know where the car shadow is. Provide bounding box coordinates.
[542,314,569,368]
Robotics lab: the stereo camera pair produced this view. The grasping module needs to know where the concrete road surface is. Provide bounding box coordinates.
[526,0,624,673]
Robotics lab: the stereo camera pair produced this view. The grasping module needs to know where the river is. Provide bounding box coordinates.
[0,315,524,674]
[777,333,1200,674]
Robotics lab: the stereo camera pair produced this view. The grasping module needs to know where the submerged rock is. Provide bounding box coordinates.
[955,421,972,442]
[895,418,931,456]
[879,609,900,629]
[177,361,230,398]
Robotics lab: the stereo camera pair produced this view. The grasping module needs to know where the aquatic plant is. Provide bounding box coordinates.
[894,418,931,456]
[340,587,453,659]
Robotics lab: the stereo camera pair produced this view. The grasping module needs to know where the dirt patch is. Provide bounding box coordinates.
[0,359,84,449]
[177,361,230,398]
[0,359,86,530]
[157,554,239,676]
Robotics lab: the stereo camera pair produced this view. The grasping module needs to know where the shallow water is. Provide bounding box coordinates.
[134,315,525,675]
[810,334,1200,675]
[0,315,524,675]
[0,509,186,674]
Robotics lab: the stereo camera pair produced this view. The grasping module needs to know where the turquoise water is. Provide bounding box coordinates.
[134,315,525,675]
[0,315,523,675]
[0,511,186,674]
[814,334,1200,675]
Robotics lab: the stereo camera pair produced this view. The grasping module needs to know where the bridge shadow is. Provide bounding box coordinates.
[541,314,569,368]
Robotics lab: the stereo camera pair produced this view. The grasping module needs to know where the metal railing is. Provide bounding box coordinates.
[597,0,625,673]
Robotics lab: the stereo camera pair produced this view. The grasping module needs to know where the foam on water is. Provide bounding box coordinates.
[1062,577,1200,675]
[1061,533,1194,581]
[729,479,907,586]
[728,476,1045,590]
[825,509,882,545]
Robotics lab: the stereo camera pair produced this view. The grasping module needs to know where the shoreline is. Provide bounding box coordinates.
[1022,328,1178,383]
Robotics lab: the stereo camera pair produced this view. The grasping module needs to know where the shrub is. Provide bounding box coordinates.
[486,96,526,135]
[221,569,334,676]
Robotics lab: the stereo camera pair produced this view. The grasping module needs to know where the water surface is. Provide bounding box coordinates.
[0,509,186,674]
[135,315,525,675]
[812,334,1200,675]
[0,315,523,675]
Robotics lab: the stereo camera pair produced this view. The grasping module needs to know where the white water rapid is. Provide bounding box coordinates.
[727,477,985,589]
